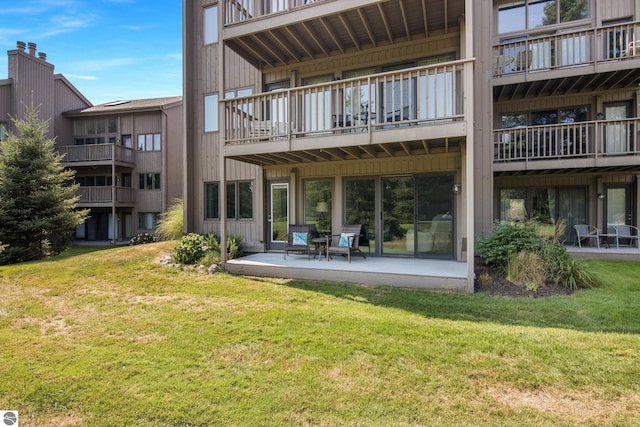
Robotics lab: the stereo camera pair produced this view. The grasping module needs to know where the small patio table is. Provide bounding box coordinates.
[312,236,330,261]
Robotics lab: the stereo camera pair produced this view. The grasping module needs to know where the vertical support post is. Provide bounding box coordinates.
[111,147,117,245]
[219,0,228,267]
[463,0,475,293]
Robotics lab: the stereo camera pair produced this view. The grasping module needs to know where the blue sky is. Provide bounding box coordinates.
[0,0,182,105]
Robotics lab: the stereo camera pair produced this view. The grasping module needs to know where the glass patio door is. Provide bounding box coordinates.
[267,182,289,250]
[605,185,633,234]
[415,175,454,257]
[382,177,414,255]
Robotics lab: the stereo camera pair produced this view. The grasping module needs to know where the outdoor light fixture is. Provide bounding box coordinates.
[452,184,461,193]
[597,193,605,199]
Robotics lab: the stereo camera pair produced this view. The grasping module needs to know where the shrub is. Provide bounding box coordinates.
[507,251,546,290]
[476,220,545,272]
[227,235,243,259]
[130,232,156,245]
[174,233,206,264]
[556,258,601,290]
[155,199,184,241]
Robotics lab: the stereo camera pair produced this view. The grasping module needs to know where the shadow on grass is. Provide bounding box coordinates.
[280,275,640,334]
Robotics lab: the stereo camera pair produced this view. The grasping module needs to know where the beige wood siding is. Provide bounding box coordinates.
[599,0,636,22]
[53,79,91,145]
[136,190,163,212]
[164,103,184,203]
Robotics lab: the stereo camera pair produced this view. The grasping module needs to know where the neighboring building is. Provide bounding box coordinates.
[183,0,640,290]
[1,42,183,243]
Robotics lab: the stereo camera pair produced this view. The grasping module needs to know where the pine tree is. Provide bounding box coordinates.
[0,106,88,264]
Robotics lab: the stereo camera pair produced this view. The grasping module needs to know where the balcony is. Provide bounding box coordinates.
[58,144,134,167]
[493,119,640,173]
[223,0,465,68]
[224,60,472,165]
[76,186,135,206]
[492,21,640,101]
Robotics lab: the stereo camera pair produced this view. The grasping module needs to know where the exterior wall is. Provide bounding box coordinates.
[0,81,11,127]
[184,0,263,248]
[598,0,636,22]
[165,103,185,203]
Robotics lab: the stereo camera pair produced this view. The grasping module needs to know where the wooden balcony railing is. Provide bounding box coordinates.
[494,119,640,163]
[224,60,469,146]
[58,144,134,164]
[76,186,135,204]
[225,0,326,25]
[493,21,640,77]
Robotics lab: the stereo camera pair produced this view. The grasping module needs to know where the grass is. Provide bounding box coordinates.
[1,243,639,426]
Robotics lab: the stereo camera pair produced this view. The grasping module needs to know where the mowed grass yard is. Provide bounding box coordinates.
[1,242,639,426]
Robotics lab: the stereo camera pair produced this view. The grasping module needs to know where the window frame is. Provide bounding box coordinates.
[204,5,219,45]
[138,212,161,230]
[137,133,161,151]
[138,173,161,190]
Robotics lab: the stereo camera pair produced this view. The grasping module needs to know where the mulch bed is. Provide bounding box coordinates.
[474,259,574,297]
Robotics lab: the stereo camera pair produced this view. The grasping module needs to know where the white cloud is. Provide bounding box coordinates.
[64,74,99,80]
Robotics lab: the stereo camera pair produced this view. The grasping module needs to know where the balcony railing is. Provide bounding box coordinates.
[225,0,326,25]
[493,21,640,77]
[494,119,640,163]
[76,186,135,204]
[225,60,468,146]
[59,144,134,164]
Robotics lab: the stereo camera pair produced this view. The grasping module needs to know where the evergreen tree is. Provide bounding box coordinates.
[0,106,88,264]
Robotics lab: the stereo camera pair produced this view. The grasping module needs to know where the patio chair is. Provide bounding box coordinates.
[515,49,533,71]
[284,224,317,260]
[327,224,366,263]
[574,224,600,248]
[359,224,371,253]
[614,224,640,249]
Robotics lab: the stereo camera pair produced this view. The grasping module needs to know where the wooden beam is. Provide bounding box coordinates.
[421,0,429,36]
[398,0,411,41]
[377,3,394,44]
[285,27,315,61]
[251,34,288,65]
[319,17,345,53]
[268,29,302,63]
[301,22,330,57]
[235,37,275,67]
[357,8,377,48]
[339,14,361,51]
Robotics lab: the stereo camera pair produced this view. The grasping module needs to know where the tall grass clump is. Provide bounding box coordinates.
[477,219,600,289]
[155,198,184,241]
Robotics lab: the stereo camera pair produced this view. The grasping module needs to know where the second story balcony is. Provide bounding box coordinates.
[492,21,640,101]
[223,0,465,68]
[58,143,134,167]
[223,60,472,165]
[493,118,640,173]
[76,186,135,207]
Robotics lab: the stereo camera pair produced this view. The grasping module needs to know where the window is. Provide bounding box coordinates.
[122,135,132,148]
[138,173,161,190]
[204,181,253,220]
[76,176,113,186]
[498,0,588,34]
[73,118,117,136]
[137,133,161,151]
[205,182,219,220]
[304,179,333,233]
[204,93,219,132]
[204,5,218,45]
[138,212,160,230]
[0,122,7,141]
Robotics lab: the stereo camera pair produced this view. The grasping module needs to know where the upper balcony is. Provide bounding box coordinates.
[492,21,640,101]
[76,186,135,207]
[493,118,640,173]
[223,0,465,68]
[58,144,134,168]
[223,60,472,165]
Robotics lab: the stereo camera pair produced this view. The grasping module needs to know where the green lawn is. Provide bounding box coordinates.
[1,242,639,426]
